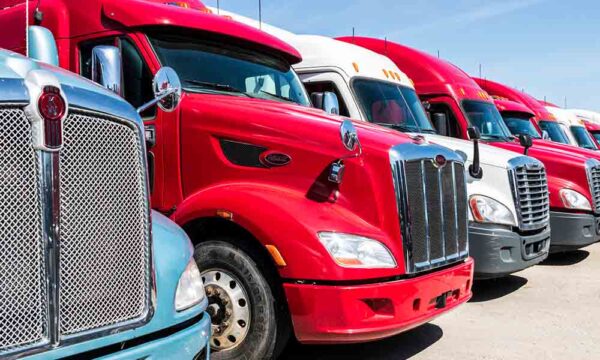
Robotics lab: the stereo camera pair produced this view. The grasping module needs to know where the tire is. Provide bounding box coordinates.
[194,239,287,360]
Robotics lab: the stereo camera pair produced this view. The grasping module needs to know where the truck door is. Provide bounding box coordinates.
[298,72,358,118]
[424,97,466,139]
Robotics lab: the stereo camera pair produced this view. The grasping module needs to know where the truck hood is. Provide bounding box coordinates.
[490,140,589,162]
[531,139,600,160]
[181,92,423,153]
[0,50,139,121]
[415,133,524,170]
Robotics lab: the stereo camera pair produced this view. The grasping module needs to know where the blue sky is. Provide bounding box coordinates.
[204,0,600,111]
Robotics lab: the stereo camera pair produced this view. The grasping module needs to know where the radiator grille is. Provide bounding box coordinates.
[586,161,600,213]
[510,160,549,230]
[0,108,47,351]
[398,159,468,273]
[59,112,150,335]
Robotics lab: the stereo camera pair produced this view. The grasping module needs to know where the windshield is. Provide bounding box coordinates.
[147,30,310,106]
[462,100,513,141]
[352,79,436,133]
[501,113,541,138]
[538,120,570,144]
[570,126,598,150]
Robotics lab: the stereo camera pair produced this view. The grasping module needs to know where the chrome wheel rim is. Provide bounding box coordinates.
[202,269,251,351]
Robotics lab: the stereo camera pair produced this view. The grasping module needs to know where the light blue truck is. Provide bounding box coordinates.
[0,27,210,359]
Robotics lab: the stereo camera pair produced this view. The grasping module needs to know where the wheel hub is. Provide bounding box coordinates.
[202,270,251,351]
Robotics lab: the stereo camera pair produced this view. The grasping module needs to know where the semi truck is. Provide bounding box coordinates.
[10,1,476,358]
[343,37,600,254]
[0,25,209,360]
[213,8,550,279]
[546,105,597,150]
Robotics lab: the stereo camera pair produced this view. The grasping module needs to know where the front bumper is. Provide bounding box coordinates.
[45,312,211,360]
[283,258,474,344]
[469,222,550,279]
[550,211,600,252]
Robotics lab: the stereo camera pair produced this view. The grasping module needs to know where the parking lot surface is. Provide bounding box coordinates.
[281,243,600,360]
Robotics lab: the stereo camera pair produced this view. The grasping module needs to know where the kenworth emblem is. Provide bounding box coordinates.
[39,86,66,149]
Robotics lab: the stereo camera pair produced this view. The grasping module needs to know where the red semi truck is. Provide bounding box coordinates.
[340,37,600,254]
[5,1,476,358]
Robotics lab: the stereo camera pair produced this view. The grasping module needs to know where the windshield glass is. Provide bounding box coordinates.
[352,79,436,133]
[147,30,310,106]
[501,113,541,138]
[570,126,598,150]
[462,100,513,141]
[538,120,570,144]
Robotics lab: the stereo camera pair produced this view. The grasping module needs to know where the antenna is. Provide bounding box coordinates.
[544,96,547,103]
[384,37,387,54]
[352,27,355,43]
[217,0,220,13]
[564,96,567,108]
[437,50,440,58]
[25,0,29,57]
[258,0,262,29]
[479,64,482,78]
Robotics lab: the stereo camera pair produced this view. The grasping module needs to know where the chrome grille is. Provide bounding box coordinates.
[0,108,47,352]
[585,159,600,213]
[59,112,150,335]
[509,158,549,230]
[391,144,469,274]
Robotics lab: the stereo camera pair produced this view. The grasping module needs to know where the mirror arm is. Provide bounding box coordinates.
[136,89,177,114]
[469,138,483,179]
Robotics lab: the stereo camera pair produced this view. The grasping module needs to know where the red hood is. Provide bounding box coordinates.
[180,93,420,154]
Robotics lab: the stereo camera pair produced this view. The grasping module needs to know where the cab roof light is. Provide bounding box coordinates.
[382,69,389,78]
[352,62,360,73]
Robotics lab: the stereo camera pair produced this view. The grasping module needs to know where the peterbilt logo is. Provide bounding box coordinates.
[39,86,66,149]
[432,154,448,168]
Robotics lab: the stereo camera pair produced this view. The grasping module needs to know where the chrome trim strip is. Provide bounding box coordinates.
[0,79,30,103]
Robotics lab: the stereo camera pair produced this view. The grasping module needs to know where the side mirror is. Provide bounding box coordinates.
[467,126,481,140]
[340,119,360,151]
[137,67,182,114]
[312,91,340,115]
[519,134,533,155]
[28,26,59,66]
[431,113,448,136]
[542,130,550,140]
[91,45,122,96]
[467,126,482,179]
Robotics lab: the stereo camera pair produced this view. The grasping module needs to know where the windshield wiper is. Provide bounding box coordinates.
[259,90,295,103]
[373,122,419,133]
[183,80,250,96]
[420,129,438,134]
[481,134,510,141]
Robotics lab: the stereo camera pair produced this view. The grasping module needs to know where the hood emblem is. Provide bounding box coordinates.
[39,86,66,150]
[433,154,447,168]
[261,152,292,167]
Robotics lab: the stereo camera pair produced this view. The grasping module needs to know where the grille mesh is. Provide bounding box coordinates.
[399,160,468,273]
[0,109,47,351]
[58,112,150,335]
[513,164,549,229]
[588,165,600,213]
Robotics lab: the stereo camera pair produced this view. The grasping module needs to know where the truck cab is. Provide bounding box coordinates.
[214,9,550,279]
[0,25,209,359]
[544,105,598,150]
[14,1,476,358]
[343,36,600,254]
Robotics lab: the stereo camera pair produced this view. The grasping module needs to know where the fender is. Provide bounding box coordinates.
[547,176,591,213]
[171,182,406,282]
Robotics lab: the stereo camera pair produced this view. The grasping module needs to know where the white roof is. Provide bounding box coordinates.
[545,106,584,127]
[568,109,600,124]
[207,7,413,88]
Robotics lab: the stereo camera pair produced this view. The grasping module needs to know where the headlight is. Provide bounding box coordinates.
[560,189,592,211]
[469,195,516,226]
[175,258,206,311]
[317,232,396,268]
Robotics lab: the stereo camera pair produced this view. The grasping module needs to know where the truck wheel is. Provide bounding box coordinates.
[194,240,283,360]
